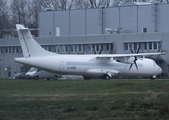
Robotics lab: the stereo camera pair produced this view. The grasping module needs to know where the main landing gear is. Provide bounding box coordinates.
[150,75,156,80]
[102,74,111,80]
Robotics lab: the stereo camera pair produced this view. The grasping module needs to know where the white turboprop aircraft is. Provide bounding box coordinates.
[15,24,162,79]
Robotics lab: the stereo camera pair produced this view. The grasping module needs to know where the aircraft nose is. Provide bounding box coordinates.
[158,66,162,74]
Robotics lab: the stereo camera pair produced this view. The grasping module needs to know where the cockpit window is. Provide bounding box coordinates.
[152,61,157,67]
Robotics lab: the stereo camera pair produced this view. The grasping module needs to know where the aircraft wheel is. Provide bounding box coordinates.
[105,75,110,80]
[53,75,58,80]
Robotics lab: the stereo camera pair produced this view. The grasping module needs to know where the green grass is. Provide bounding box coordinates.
[0,79,169,120]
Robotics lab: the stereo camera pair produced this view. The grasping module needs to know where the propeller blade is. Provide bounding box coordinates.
[92,48,96,54]
[130,48,133,54]
[134,61,138,70]
[128,64,133,71]
[134,56,138,70]
[99,49,102,54]
[128,48,139,70]
[136,48,140,54]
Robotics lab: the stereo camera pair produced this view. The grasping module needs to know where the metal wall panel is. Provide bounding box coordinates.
[156,4,169,32]
[120,6,138,33]
[70,10,85,36]
[86,9,102,35]
[39,4,169,36]
[39,12,54,37]
[54,11,69,36]
[138,5,155,33]
[103,7,120,34]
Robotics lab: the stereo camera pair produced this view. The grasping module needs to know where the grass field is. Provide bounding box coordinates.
[0,79,169,120]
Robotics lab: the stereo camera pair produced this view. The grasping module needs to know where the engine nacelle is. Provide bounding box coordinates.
[114,56,135,64]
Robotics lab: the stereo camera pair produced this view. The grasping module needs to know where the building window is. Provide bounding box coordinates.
[138,43,141,49]
[83,45,85,51]
[71,45,73,52]
[9,47,11,53]
[74,45,77,52]
[106,43,110,51]
[92,44,95,51]
[134,43,137,50]
[12,47,15,53]
[124,41,161,52]
[4,47,8,53]
[53,46,56,52]
[148,42,152,49]
[158,42,161,50]
[124,43,128,50]
[65,45,68,52]
[61,46,65,52]
[100,44,103,50]
[144,42,147,49]
[96,44,99,51]
[153,42,157,49]
[124,43,132,51]
[0,47,2,54]
[48,46,52,51]
[16,47,19,53]
[79,45,81,51]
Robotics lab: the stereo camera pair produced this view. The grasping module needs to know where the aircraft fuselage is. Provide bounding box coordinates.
[15,54,162,78]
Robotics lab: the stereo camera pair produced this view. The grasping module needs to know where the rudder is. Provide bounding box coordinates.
[16,24,56,57]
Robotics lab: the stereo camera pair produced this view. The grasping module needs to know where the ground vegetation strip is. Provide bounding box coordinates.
[0,79,169,120]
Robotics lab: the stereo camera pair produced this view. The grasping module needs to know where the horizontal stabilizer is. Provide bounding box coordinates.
[18,28,29,31]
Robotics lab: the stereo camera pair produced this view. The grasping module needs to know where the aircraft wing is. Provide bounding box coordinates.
[96,52,163,58]
[89,52,164,64]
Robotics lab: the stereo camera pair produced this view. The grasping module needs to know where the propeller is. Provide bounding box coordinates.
[128,48,140,71]
[92,48,102,54]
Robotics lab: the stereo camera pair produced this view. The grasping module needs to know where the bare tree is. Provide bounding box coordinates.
[10,0,32,27]
[58,0,74,10]
[40,0,74,10]
[74,0,113,8]
[40,0,58,10]
[30,0,43,27]
[27,0,44,36]
[74,0,90,9]
[0,0,10,28]
[0,0,11,37]
[87,0,109,8]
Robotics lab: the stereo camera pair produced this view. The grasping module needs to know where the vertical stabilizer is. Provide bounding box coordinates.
[16,24,56,57]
